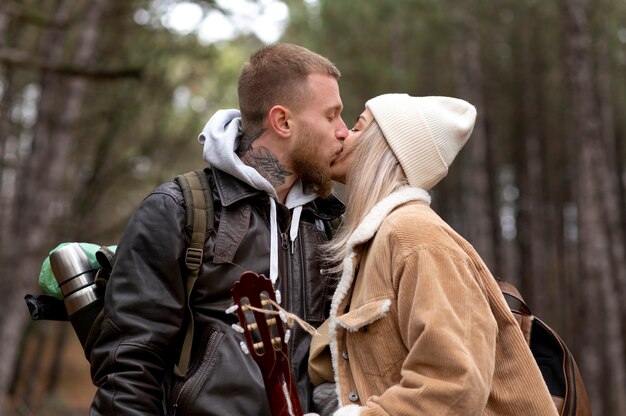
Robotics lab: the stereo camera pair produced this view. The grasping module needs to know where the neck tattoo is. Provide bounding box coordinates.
[237,129,265,157]
[241,146,293,188]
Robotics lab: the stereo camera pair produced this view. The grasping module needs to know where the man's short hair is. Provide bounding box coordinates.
[238,43,341,135]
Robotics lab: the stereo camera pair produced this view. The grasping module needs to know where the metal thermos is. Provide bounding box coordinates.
[50,243,104,348]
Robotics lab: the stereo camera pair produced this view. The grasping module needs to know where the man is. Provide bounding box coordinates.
[89,43,348,415]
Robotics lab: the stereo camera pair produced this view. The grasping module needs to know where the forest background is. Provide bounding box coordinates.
[1,0,625,415]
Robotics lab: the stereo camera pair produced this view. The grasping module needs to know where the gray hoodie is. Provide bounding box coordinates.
[198,109,318,285]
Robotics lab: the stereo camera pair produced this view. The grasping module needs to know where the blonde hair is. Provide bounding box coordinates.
[324,120,408,273]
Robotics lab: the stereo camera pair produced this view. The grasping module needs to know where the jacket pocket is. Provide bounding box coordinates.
[168,326,223,414]
[336,299,405,376]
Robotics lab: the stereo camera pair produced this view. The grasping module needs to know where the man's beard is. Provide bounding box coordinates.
[292,128,334,198]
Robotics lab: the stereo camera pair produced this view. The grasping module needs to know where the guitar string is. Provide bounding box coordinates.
[224,259,320,336]
[243,299,319,336]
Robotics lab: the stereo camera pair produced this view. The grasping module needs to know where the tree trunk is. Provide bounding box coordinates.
[595,0,626,328]
[0,0,109,408]
[450,0,497,273]
[516,3,549,318]
[0,0,18,244]
[563,0,626,413]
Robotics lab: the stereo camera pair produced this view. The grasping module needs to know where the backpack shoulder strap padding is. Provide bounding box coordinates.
[174,169,214,377]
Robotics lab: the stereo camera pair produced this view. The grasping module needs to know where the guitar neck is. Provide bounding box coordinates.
[231,271,303,416]
[264,363,302,416]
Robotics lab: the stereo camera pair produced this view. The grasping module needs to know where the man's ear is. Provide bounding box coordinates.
[268,105,292,138]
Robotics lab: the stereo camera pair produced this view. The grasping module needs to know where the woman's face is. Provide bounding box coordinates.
[330,107,374,183]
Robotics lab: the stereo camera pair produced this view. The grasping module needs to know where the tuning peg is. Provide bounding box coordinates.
[279,310,288,324]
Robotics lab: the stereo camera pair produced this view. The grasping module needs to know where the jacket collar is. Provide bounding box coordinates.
[330,186,431,316]
[211,166,345,219]
[212,165,264,207]
[309,194,345,221]
[346,186,429,256]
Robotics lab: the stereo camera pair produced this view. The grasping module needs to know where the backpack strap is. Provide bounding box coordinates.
[495,279,533,343]
[496,278,592,414]
[495,279,532,316]
[174,169,214,377]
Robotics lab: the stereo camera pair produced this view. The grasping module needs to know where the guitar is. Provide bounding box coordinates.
[231,271,303,416]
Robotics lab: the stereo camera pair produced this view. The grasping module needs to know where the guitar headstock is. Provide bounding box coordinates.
[231,271,288,372]
[230,271,303,416]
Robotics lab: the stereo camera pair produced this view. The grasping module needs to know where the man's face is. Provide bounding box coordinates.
[330,107,374,184]
[291,73,348,197]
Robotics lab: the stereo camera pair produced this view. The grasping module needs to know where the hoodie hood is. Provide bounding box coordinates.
[198,109,276,199]
[198,109,318,284]
[198,109,318,208]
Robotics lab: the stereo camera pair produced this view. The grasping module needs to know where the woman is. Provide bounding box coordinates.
[310,94,558,415]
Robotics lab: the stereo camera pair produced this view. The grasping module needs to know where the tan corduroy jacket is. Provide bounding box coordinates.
[310,187,558,416]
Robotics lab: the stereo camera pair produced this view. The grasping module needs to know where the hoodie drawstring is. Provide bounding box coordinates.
[269,198,279,285]
[289,206,303,255]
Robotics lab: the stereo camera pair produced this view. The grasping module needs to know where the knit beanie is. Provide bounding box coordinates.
[365,94,476,190]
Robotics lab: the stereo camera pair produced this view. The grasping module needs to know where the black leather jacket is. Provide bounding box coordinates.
[90,167,344,415]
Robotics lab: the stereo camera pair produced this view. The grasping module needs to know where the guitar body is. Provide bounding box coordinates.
[231,271,303,416]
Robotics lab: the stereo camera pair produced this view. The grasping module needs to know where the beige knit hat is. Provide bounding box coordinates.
[366,94,476,190]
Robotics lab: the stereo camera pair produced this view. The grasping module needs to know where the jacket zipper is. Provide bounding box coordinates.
[280,230,299,374]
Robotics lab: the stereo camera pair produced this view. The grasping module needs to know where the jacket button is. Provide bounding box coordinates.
[348,392,359,402]
[342,350,349,360]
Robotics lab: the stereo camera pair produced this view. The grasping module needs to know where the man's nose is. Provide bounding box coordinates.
[336,119,349,140]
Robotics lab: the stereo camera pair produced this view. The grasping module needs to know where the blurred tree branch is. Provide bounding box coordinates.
[0,47,143,79]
